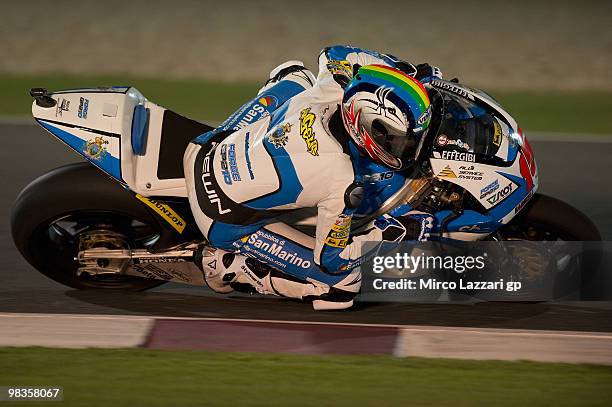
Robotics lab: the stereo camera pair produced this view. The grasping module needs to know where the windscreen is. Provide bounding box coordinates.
[434,89,502,157]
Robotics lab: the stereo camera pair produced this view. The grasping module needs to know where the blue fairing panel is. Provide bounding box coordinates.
[131,105,149,155]
[38,120,122,180]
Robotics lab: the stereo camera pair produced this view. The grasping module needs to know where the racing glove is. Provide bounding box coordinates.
[387,205,435,241]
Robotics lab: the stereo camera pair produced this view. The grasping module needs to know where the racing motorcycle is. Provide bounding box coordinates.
[11,81,601,293]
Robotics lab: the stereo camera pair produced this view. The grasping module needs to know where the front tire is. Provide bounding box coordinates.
[492,193,602,300]
[500,193,601,241]
[11,163,165,291]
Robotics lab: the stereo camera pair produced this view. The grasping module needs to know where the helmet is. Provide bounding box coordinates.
[341,64,432,169]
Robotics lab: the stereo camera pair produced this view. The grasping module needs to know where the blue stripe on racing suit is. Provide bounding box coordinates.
[242,135,304,209]
[237,227,355,286]
[207,220,266,251]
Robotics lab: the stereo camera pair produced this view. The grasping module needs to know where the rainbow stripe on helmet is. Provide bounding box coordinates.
[356,64,431,129]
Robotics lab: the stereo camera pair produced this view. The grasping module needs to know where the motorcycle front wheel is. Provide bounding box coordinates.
[487,193,602,300]
[497,193,601,242]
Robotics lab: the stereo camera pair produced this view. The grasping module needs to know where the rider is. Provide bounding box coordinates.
[183,45,442,309]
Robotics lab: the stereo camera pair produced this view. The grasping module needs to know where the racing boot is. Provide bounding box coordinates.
[196,246,329,299]
[309,268,361,311]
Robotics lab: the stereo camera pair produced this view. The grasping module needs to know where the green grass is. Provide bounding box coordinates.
[487,90,612,135]
[0,74,260,124]
[2,74,611,134]
[1,347,611,407]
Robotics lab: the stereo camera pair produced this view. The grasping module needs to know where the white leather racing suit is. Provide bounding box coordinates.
[184,45,437,309]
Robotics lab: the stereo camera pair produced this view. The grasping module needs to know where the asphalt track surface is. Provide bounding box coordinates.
[2,123,612,331]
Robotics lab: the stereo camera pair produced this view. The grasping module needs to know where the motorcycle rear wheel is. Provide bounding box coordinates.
[11,163,165,290]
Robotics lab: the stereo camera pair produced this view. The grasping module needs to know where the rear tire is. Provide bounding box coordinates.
[11,163,165,291]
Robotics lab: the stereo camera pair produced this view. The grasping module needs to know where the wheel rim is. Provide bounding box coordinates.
[491,217,593,300]
[31,210,160,288]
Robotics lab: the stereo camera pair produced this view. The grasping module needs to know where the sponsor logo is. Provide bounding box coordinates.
[227,144,241,182]
[325,236,348,248]
[325,215,351,249]
[241,264,265,289]
[431,80,474,100]
[436,134,470,150]
[492,120,502,147]
[258,96,275,107]
[299,107,319,156]
[363,171,394,182]
[131,263,191,283]
[55,98,70,117]
[480,179,499,199]
[458,165,484,181]
[514,189,535,214]
[220,144,241,185]
[245,230,312,269]
[77,97,89,119]
[244,132,255,180]
[442,150,475,162]
[415,105,432,131]
[135,194,187,233]
[137,257,187,264]
[267,123,291,148]
[451,139,470,150]
[230,96,278,130]
[436,134,448,146]
[220,144,231,185]
[486,181,515,205]
[201,144,232,215]
[83,137,109,160]
[326,59,353,78]
[437,165,457,178]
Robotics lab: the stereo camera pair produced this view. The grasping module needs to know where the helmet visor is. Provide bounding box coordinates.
[371,119,423,166]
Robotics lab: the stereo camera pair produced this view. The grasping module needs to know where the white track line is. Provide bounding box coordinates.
[393,327,612,363]
[2,312,610,338]
[0,313,153,348]
[1,312,611,364]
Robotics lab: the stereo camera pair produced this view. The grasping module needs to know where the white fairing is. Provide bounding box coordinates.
[31,87,188,197]
[430,116,521,211]
[430,151,522,210]
[427,80,539,235]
